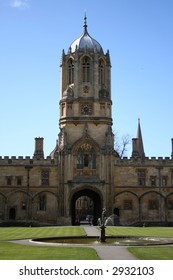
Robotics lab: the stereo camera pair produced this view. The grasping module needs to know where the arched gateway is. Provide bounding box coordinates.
[70,188,102,225]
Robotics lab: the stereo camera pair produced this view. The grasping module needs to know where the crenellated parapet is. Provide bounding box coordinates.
[0,155,58,166]
[115,156,173,165]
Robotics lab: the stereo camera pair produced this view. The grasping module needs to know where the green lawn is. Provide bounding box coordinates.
[105,226,173,238]
[0,242,99,260]
[0,226,85,241]
[0,226,99,260]
[128,247,173,260]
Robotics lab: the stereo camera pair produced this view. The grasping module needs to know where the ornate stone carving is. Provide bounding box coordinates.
[63,86,74,98]
[104,125,114,154]
[58,128,67,150]
[83,85,89,93]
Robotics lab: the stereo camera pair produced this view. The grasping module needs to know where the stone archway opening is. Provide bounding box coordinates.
[75,195,94,224]
[70,188,102,225]
[114,207,120,217]
[9,207,16,220]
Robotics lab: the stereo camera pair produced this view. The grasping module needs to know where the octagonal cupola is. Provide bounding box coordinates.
[69,15,103,53]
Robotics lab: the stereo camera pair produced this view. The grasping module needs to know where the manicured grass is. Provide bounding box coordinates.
[128,247,173,260]
[0,242,99,260]
[105,226,173,238]
[0,226,99,260]
[0,226,85,241]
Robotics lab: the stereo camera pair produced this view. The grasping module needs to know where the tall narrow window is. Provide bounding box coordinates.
[68,58,74,84]
[77,149,83,169]
[6,177,12,186]
[162,176,168,186]
[38,194,46,211]
[90,148,96,169]
[84,154,89,167]
[16,176,22,186]
[99,59,105,84]
[150,176,157,187]
[82,57,90,82]
[41,171,49,186]
[138,170,146,186]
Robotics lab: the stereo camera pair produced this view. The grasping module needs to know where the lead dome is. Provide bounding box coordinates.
[69,16,103,53]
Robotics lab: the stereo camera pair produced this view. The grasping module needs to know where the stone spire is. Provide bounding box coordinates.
[137,118,145,158]
[132,119,145,158]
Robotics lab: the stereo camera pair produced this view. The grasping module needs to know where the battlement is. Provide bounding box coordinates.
[123,156,172,160]
[0,156,57,165]
[116,156,173,166]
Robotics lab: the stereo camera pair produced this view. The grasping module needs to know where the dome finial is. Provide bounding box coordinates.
[84,11,87,31]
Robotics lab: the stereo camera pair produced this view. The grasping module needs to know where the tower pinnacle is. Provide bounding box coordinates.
[84,12,87,31]
[132,119,145,158]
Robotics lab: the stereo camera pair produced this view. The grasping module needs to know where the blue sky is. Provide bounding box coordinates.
[0,0,173,158]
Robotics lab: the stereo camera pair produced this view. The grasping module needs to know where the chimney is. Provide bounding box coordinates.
[33,137,44,159]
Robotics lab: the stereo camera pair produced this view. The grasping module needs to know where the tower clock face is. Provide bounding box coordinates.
[81,104,91,115]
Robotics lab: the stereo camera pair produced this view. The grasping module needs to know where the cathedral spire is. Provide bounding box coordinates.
[132,119,145,158]
[137,118,145,158]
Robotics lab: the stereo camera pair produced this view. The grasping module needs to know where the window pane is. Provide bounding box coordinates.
[41,171,49,186]
[82,57,90,82]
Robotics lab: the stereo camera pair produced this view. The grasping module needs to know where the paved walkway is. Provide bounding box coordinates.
[10,226,137,260]
[82,226,137,260]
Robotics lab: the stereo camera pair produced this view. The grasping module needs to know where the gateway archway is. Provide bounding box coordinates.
[9,207,16,220]
[70,188,102,225]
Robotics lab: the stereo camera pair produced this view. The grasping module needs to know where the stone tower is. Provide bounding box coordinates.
[51,16,116,225]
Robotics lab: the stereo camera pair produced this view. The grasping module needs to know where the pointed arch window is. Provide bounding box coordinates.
[90,149,96,169]
[82,57,90,82]
[77,148,83,169]
[99,59,105,85]
[68,58,74,84]
[38,194,46,211]
[77,144,96,170]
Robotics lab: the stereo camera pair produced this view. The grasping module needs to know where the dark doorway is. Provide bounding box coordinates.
[9,208,16,220]
[114,208,119,216]
[113,208,120,225]
[75,195,94,223]
[71,189,102,225]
